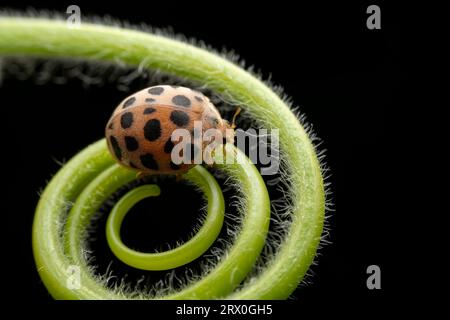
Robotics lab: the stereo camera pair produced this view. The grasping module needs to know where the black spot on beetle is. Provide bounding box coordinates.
[170,161,181,170]
[143,107,156,115]
[144,119,161,141]
[124,136,139,151]
[109,136,122,160]
[145,98,156,103]
[108,122,114,130]
[172,95,191,107]
[120,112,134,129]
[195,96,203,102]
[123,97,136,108]
[164,138,174,154]
[170,110,190,127]
[140,153,159,170]
[148,87,164,95]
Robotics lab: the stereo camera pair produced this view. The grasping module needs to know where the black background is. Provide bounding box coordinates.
[0,0,402,313]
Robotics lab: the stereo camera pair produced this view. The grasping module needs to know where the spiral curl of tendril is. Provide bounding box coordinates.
[0,16,326,300]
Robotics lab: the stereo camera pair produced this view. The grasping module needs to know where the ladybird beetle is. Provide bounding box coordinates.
[105,85,234,174]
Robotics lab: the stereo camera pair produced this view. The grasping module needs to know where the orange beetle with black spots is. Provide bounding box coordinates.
[105,85,234,174]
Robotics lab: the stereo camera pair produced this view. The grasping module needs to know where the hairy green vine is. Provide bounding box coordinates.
[105,168,225,271]
[0,16,326,300]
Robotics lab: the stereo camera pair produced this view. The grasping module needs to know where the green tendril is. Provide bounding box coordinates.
[0,17,325,300]
[34,141,269,299]
[105,167,225,271]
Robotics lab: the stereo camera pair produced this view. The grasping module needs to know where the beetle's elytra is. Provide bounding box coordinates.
[106,85,234,174]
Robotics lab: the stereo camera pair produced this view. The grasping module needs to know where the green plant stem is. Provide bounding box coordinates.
[33,140,270,299]
[105,170,224,271]
[0,17,325,299]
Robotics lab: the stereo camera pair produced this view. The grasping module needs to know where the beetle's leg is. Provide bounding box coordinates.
[136,171,145,179]
[231,107,242,129]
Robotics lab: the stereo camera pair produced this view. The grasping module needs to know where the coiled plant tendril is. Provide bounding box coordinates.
[0,17,326,300]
